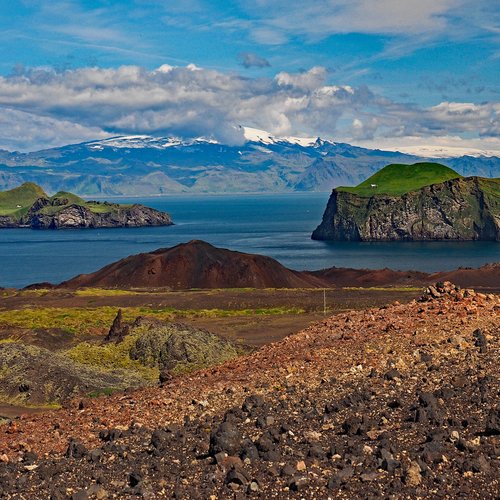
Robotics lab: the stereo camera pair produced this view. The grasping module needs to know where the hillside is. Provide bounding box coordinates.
[0,286,498,497]
[0,182,46,217]
[313,167,500,241]
[0,130,498,196]
[60,240,326,289]
[337,162,461,197]
[0,183,173,229]
[0,315,244,407]
[56,240,500,290]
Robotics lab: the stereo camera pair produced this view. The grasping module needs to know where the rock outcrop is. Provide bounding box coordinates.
[23,200,172,229]
[0,191,173,229]
[312,176,499,241]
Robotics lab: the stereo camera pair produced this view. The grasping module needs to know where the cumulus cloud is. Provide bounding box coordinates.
[0,64,497,153]
[0,108,111,152]
[238,52,271,69]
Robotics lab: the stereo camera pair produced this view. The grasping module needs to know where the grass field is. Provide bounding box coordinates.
[0,305,306,336]
[337,162,462,197]
[0,183,135,219]
[0,182,47,216]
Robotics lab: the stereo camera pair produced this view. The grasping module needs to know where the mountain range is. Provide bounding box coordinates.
[0,127,499,196]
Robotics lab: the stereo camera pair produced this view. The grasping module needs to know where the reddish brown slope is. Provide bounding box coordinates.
[310,263,500,289]
[431,263,500,288]
[0,290,498,497]
[60,240,325,289]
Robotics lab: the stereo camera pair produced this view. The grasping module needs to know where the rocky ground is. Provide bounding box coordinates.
[0,283,498,498]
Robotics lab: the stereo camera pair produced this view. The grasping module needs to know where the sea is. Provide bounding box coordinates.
[1,193,498,288]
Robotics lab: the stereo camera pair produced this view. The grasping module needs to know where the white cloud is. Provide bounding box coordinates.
[0,64,497,154]
[275,67,327,91]
[242,0,459,39]
[0,108,111,152]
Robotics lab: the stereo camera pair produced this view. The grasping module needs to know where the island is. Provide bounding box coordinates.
[0,182,173,229]
[312,162,500,241]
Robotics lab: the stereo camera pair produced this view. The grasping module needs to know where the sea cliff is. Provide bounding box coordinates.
[0,183,173,229]
[312,176,499,241]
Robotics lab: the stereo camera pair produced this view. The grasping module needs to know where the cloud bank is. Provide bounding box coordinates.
[0,64,497,153]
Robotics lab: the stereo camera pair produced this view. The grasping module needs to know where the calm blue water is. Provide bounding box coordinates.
[0,193,498,288]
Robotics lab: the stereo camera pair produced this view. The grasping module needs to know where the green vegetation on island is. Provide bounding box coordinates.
[337,162,462,197]
[0,182,46,217]
[313,162,499,241]
[0,182,173,228]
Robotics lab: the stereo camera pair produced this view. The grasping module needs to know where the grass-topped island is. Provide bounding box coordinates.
[0,182,173,229]
[313,162,499,241]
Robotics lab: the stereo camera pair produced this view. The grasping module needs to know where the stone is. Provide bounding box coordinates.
[71,490,89,500]
[65,440,88,459]
[473,329,488,353]
[225,468,249,487]
[384,368,401,381]
[128,471,143,487]
[209,422,242,456]
[404,461,422,486]
[296,460,306,472]
[289,476,308,492]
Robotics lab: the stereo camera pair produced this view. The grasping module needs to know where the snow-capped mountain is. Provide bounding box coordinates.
[0,128,498,196]
[85,127,325,150]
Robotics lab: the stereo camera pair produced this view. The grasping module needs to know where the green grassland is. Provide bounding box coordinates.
[0,306,305,336]
[0,182,47,216]
[478,177,500,198]
[0,182,133,219]
[337,162,462,197]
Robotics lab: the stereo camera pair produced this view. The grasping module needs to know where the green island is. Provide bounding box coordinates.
[0,182,173,228]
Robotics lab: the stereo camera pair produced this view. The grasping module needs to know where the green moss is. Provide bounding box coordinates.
[66,332,159,381]
[74,288,141,297]
[129,322,245,374]
[0,306,304,336]
[337,162,462,197]
[86,387,120,398]
[342,286,421,291]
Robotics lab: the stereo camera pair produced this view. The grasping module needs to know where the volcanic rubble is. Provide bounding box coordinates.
[0,282,498,498]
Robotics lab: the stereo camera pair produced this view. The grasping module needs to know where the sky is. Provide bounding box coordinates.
[0,0,498,155]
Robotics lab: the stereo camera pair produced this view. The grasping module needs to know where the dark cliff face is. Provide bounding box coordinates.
[0,199,173,229]
[312,177,500,242]
[25,204,173,229]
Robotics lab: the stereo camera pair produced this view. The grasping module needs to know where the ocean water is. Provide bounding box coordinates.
[0,193,498,288]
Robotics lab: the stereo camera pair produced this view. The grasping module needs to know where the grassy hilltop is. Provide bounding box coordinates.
[313,162,499,241]
[0,182,133,220]
[337,162,462,197]
[0,182,46,217]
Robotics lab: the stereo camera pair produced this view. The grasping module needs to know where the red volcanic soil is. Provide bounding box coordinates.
[311,263,500,289]
[431,263,500,289]
[57,240,500,290]
[308,267,429,288]
[60,240,325,289]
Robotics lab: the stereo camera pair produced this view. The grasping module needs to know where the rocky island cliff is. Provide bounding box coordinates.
[312,163,500,241]
[0,183,173,229]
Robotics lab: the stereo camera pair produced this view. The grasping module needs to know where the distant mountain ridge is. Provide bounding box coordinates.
[0,127,499,196]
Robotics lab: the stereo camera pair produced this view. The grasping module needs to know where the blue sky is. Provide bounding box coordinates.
[0,0,498,154]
